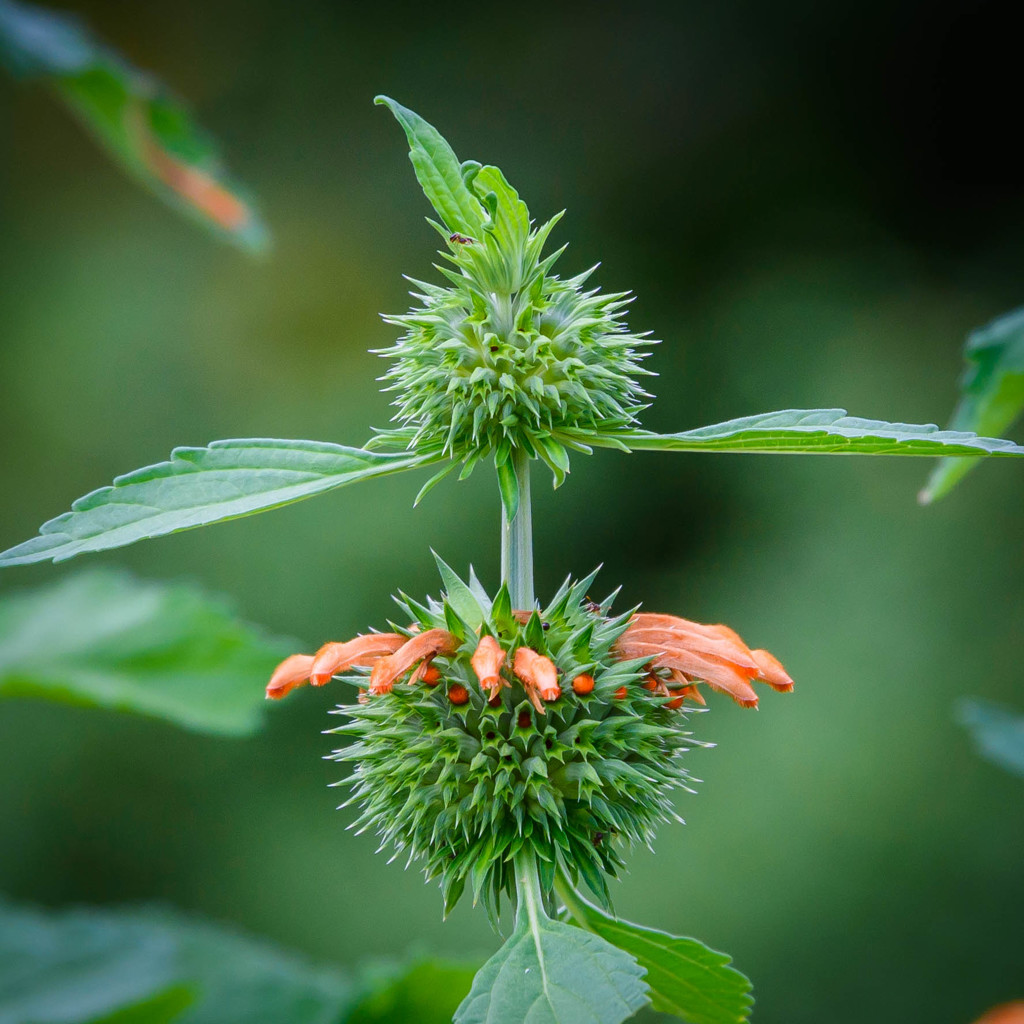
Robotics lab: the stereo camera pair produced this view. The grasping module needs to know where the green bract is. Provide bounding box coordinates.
[328,566,702,922]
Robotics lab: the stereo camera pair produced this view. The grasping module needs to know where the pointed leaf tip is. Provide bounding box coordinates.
[374,92,484,236]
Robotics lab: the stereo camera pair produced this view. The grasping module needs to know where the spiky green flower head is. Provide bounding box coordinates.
[327,561,704,923]
[370,97,656,495]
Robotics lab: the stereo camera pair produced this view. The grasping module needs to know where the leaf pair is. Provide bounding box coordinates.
[3,405,1021,570]
[455,863,751,1024]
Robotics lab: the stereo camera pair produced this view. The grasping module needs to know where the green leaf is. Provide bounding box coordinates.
[495,456,520,522]
[375,95,484,236]
[347,960,478,1024]
[455,859,647,1024]
[432,551,486,630]
[0,899,356,1024]
[0,0,268,251]
[0,570,294,735]
[560,886,752,1024]
[0,439,434,567]
[593,409,1024,458]
[0,901,184,1024]
[922,307,1024,503]
[957,698,1024,778]
[1,899,481,1024]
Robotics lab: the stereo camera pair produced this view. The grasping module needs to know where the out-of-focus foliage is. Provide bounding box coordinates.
[0,899,477,1024]
[559,887,752,1024]
[0,570,292,734]
[0,0,267,250]
[922,308,1024,503]
[957,699,1024,778]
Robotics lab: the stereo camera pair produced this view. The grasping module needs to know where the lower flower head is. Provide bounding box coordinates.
[265,564,791,918]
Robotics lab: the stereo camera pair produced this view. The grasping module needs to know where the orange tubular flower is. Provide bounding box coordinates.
[266,628,456,700]
[513,646,561,714]
[615,612,793,708]
[309,634,405,686]
[368,628,459,696]
[471,634,507,693]
[266,654,317,700]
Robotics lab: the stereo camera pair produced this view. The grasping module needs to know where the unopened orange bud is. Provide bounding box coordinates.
[642,675,659,691]
[448,684,470,705]
[613,685,628,700]
[572,673,595,695]
[471,634,507,693]
[666,694,686,710]
[513,647,561,704]
[422,664,442,686]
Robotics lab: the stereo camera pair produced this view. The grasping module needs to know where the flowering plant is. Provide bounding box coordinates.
[3,96,1023,1023]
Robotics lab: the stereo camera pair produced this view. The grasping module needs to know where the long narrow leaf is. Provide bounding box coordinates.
[922,307,1024,503]
[0,0,267,250]
[581,408,1024,457]
[375,95,483,236]
[0,439,434,567]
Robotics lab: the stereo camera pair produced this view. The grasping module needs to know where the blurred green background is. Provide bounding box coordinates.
[1,1,1022,1021]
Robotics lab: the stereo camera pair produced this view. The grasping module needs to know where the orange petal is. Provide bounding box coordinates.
[309,634,404,686]
[266,654,315,700]
[750,649,794,692]
[619,640,760,706]
[369,628,459,695]
[513,646,561,702]
[621,626,759,672]
[973,1004,1024,1024]
[471,634,507,693]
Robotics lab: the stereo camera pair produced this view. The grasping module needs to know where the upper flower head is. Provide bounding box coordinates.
[368,102,655,482]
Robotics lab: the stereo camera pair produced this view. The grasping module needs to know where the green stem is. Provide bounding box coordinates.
[554,874,594,931]
[514,849,552,995]
[501,447,534,609]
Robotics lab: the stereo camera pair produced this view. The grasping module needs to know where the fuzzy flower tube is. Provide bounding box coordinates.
[5,94,1024,1024]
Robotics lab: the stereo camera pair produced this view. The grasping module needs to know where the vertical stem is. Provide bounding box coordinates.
[501,447,534,609]
[505,452,538,921]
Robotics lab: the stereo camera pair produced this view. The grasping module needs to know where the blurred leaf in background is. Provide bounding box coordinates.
[957,699,1024,779]
[922,308,1024,503]
[0,570,294,735]
[0,898,477,1024]
[0,0,268,251]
